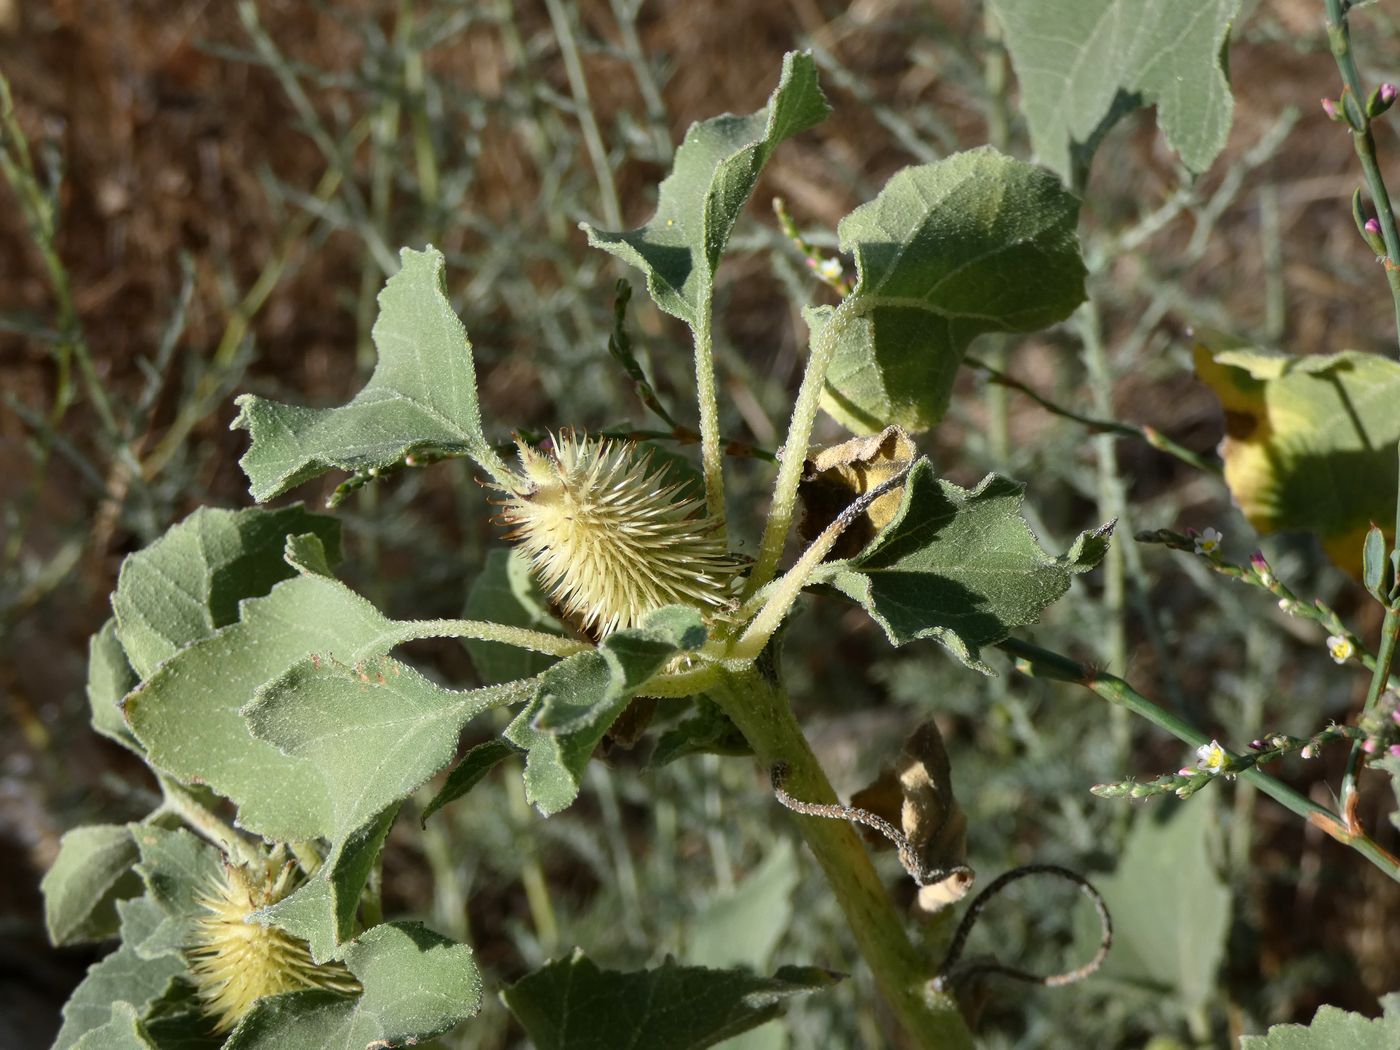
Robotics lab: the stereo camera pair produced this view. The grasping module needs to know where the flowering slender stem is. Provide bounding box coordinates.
[1324,0,1400,356]
[747,300,856,598]
[708,668,974,1050]
[998,637,1400,882]
[691,308,729,533]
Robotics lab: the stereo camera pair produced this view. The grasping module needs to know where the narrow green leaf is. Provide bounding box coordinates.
[232,246,497,501]
[420,739,520,826]
[112,505,340,678]
[1079,800,1229,1011]
[42,824,143,946]
[1240,994,1400,1049]
[823,461,1110,671]
[815,149,1085,434]
[463,548,566,686]
[1195,340,1400,577]
[1363,525,1388,601]
[502,951,838,1050]
[225,922,482,1050]
[990,0,1242,181]
[52,898,187,1050]
[689,841,798,973]
[505,607,704,815]
[583,51,829,327]
[88,618,142,753]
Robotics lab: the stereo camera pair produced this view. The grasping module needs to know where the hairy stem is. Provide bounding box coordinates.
[998,637,1400,882]
[157,776,263,868]
[691,307,729,531]
[747,300,855,598]
[709,667,973,1050]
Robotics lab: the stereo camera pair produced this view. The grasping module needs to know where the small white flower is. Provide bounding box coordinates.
[1194,527,1223,555]
[1278,598,1297,614]
[815,256,844,282]
[1326,634,1355,664]
[1195,739,1230,774]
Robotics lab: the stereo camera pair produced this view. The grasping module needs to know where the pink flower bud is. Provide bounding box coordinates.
[1367,218,1382,234]
[1390,744,1400,758]
[1382,84,1398,105]
[1322,97,1340,120]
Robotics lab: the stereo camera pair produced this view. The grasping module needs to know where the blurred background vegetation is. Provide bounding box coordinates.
[4,0,1400,1046]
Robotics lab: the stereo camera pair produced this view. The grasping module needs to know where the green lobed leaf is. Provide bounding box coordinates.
[505,607,705,815]
[112,506,340,679]
[420,738,520,826]
[224,921,482,1050]
[822,460,1111,671]
[52,897,188,1050]
[255,807,398,962]
[42,824,143,946]
[129,825,226,960]
[502,951,839,1050]
[1240,994,1400,1049]
[814,148,1085,434]
[1079,800,1229,1011]
[88,618,142,753]
[989,0,1242,182]
[70,1002,158,1050]
[245,655,534,839]
[232,246,495,501]
[1194,340,1400,577]
[583,51,829,327]
[463,548,566,686]
[650,695,751,768]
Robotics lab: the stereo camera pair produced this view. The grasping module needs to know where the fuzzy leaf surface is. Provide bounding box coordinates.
[112,506,339,679]
[1239,995,1400,1049]
[130,825,227,960]
[815,149,1085,434]
[1195,341,1400,576]
[990,0,1241,181]
[823,461,1110,670]
[232,246,494,501]
[505,607,705,815]
[42,824,143,946]
[583,51,829,327]
[70,1003,158,1050]
[52,898,186,1050]
[421,738,520,826]
[501,951,838,1050]
[88,618,142,752]
[224,922,482,1049]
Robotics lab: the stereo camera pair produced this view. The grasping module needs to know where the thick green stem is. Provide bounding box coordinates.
[747,300,854,597]
[709,667,973,1050]
[998,637,1400,882]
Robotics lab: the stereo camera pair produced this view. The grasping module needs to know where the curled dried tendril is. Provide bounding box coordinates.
[770,764,1111,993]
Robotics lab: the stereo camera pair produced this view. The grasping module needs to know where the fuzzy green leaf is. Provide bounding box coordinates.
[42,824,143,946]
[112,506,340,679]
[583,51,829,327]
[503,951,837,1050]
[88,618,142,753]
[232,246,495,501]
[1194,341,1400,577]
[52,898,187,1050]
[129,825,226,960]
[255,808,398,962]
[224,922,482,1050]
[70,1003,158,1050]
[1240,995,1400,1049]
[463,548,566,686]
[1080,801,1230,1011]
[815,149,1085,434]
[823,461,1110,671]
[505,607,704,815]
[990,0,1241,182]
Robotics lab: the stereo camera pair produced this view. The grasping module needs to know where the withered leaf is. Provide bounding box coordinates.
[851,720,972,913]
[798,425,917,560]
